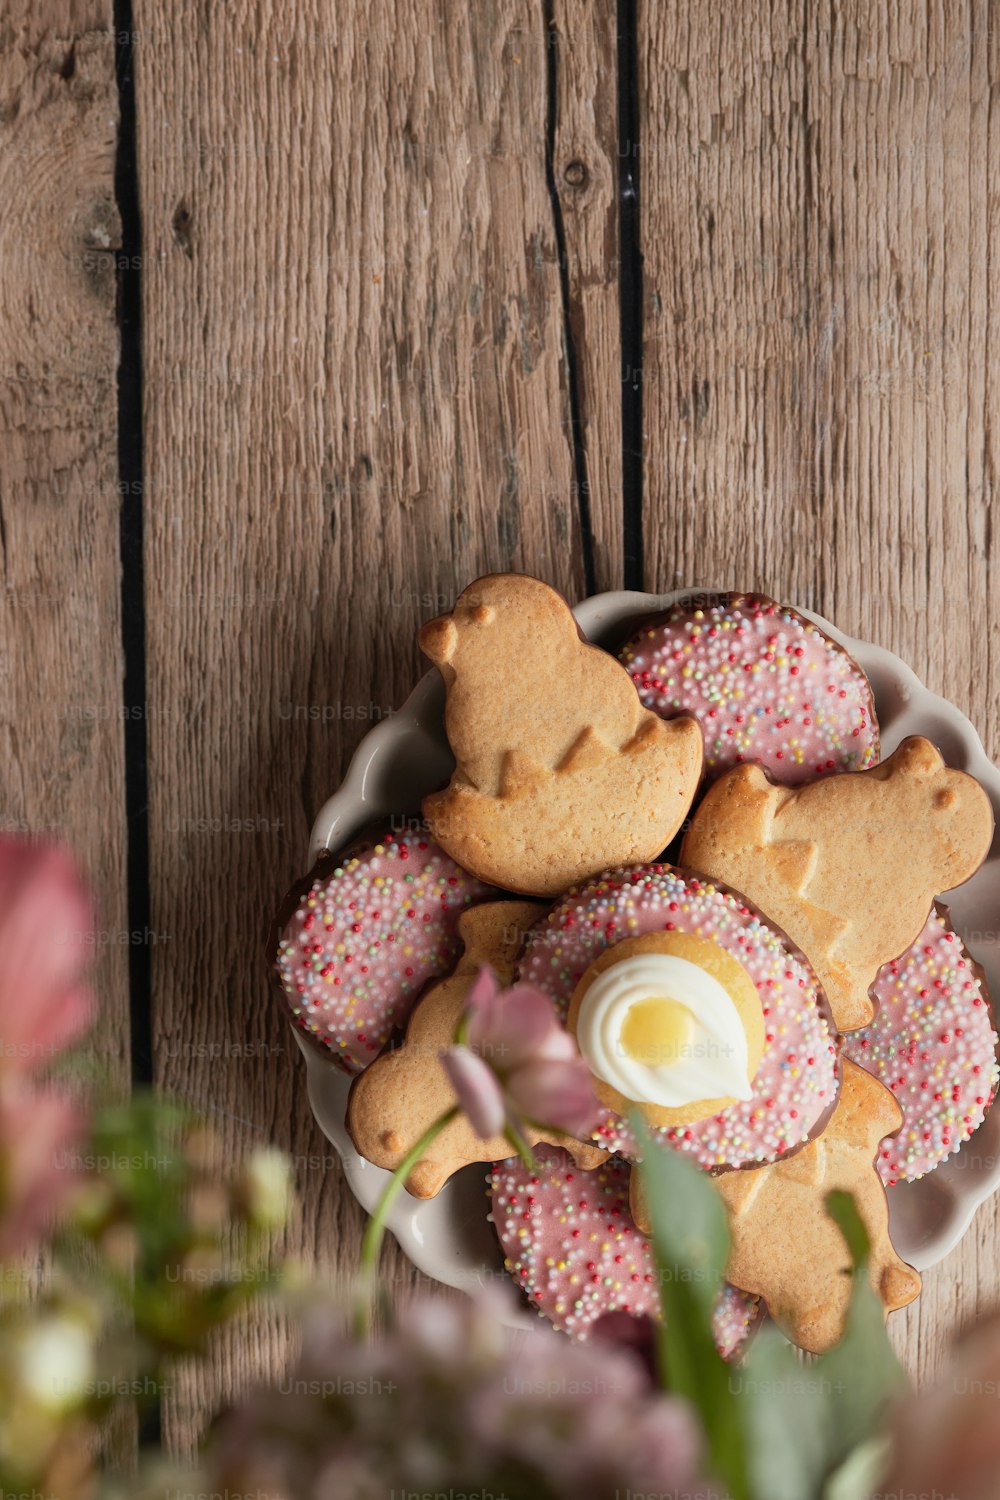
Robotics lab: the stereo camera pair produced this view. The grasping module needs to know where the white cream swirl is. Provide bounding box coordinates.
[576,953,752,1108]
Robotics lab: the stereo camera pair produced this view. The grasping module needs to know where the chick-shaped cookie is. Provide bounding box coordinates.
[629,1060,921,1352]
[419,575,704,897]
[347,900,607,1197]
[682,736,993,1030]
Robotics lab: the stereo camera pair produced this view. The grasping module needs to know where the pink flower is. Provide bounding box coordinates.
[0,840,93,1074]
[441,1044,506,1137]
[0,1086,83,1259]
[442,968,599,1140]
[0,838,94,1256]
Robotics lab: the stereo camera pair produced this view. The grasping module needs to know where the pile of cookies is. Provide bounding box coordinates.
[272,577,999,1356]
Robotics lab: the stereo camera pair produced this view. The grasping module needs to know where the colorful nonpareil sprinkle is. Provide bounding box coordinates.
[620,593,879,783]
[489,1146,760,1357]
[517,866,839,1170]
[843,907,999,1184]
[274,831,494,1073]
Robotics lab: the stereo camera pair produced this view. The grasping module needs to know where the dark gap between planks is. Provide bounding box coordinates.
[114,0,162,1449]
[618,0,644,590]
[114,3,153,1092]
[544,0,597,596]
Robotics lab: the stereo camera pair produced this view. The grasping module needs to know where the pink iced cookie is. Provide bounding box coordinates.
[842,907,999,1185]
[273,829,495,1073]
[517,866,839,1170]
[489,1146,760,1359]
[620,592,879,784]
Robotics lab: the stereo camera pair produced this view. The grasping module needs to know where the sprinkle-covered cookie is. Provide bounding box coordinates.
[489,1146,760,1359]
[842,907,999,1184]
[620,592,879,784]
[273,830,496,1073]
[518,866,839,1170]
[347,901,608,1194]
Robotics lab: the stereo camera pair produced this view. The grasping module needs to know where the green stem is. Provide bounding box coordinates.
[504,1117,537,1172]
[355,1106,460,1336]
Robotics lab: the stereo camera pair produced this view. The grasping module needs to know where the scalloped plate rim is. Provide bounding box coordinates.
[302,587,1000,1288]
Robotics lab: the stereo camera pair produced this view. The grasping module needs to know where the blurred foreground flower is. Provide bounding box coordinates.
[0,1097,296,1500]
[881,1309,1000,1500]
[204,1289,704,1500]
[0,1087,83,1260]
[0,838,94,1257]
[69,1097,295,1358]
[235,1144,295,1232]
[0,839,93,1073]
[443,967,600,1141]
[0,836,294,1499]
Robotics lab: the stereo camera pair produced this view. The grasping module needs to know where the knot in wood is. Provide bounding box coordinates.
[562,159,589,190]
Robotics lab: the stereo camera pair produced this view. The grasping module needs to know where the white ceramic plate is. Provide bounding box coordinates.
[298,589,1000,1292]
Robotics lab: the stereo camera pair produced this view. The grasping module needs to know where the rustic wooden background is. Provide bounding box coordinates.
[2,0,998,1464]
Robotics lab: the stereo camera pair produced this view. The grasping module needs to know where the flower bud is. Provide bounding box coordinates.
[18,1315,94,1413]
[235,1147,293,1231]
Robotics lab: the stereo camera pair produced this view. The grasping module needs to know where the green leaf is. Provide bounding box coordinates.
[743,1191,904,1495]
[736,1326,832,1500]
[823,1435,892,1500]
[635,1128,904,1500]
[737,1271,902,1500]
[814,1275,907,1470]
[632,1116,750,1500]
[825,1189,871,1268]
[815,1189,906,1470]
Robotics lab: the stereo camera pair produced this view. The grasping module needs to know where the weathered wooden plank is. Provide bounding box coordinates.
[134,0,613,1455]
[802,0,1000,1387]
[550,1,623,589]
[0,0,132,1471]
[640,0,999,1381]
[0,9,128,1074]
[638,1,813,597]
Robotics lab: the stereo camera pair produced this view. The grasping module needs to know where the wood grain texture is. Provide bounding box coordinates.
[0,0,132,1472]
[133,0,617,1456]
[550,0,623,589]
[639,0,999,1381]
[3,0,993,1462]
[0,5,128,1081]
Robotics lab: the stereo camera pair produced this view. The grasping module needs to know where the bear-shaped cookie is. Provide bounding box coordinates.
[347,900,607,1197]
[713,1060,921,1353]
[419,575,704,897]
[681,736,993,1031]
[628,1059,921,1352]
